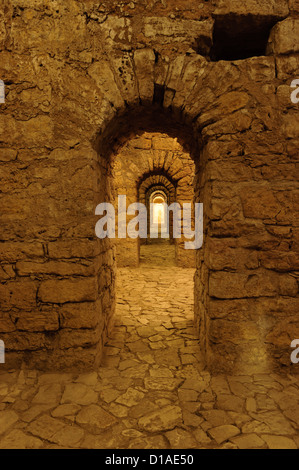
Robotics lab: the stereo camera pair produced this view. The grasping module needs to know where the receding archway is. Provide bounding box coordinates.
[94,105,208,370]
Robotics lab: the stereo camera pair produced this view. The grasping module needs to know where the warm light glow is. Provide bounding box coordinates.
[153,203,164,224]
[152,195,166,224]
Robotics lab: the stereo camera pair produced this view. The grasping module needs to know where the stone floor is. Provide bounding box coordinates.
[0,244,298,449]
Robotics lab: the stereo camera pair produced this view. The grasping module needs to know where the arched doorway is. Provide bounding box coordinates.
[111,130,196,269]
[99,109,204,370]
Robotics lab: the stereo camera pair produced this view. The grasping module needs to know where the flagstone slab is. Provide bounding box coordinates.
[208,425,240,445]
[138,405,182,432]
[76,404,118,433]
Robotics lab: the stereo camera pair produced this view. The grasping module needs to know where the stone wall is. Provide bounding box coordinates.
[111,132,195,268]
[0,0,298,373]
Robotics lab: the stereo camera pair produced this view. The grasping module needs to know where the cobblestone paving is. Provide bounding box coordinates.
[0,245,298,449]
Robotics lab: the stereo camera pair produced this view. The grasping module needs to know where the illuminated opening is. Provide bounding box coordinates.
[150,190,168,237]
[152,196,165,224]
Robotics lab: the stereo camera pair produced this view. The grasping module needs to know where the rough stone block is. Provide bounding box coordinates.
[143,17,213,48]
[16,260,95,277]
[59,301,100,329]
[0,115,53,147]
[2,332,50,351]
[267,19,299,55]
[0,149,17,162]
[47,240,99,259]
[0,242,44,262]
[0,312,16,333]
[11,309,59,332]
[209,272,277,299]
[0,281,38,309]
[282,114,299,139]
[88,61,124,110]
[240,187,280,219]
[38,278,97,303]
[58,328,101,349]
[213,0,289,17]
[134,48,155,104]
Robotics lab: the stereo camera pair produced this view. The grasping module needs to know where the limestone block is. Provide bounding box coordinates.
[205,240,254,271]
[197,92,250,128]
[38,278,97,303]
[248,410,296,435]
[58,328,101,349]
[152,136,179,150]
[47,240,99,259]
[0,242,43,262]
[278,275,298,297]
[2,332,49,351]
[0,312,16,333]
[209,272,278,299]
[240,187,280,219]
[16,260,95,277]
[172,55,208,110]
[282,114,299,139]
[163,55,185,108]
[154,55,169,87]
[134,48,155,104]
[59,302,100,329]
[199,409,234,427]
[0,281,37,309]
[213,0,289,17]
[11,309,59,332]
[237,57,276,82]
[0,115,53,147]
[88,61,124,110]
[0,149,17,162]
[276,55,299,80]
[131,135,152,149]
[110,53,138,105]
[209,318,260,347]
[202,110,252,137]
[143,17,213,47]
[203,140,243,161]
[260,251,299,272]
[267,19,299,55]
[276,85,296,107]
[100,16,132,49]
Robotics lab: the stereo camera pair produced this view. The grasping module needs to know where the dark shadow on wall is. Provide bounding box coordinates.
[210,14,284,61]
[92,105,201,163]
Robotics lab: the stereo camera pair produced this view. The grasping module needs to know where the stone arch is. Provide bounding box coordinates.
[139,173,176,207]
[109,123,197,267]
[94,101,208,377]
[139,172,176,238]
[90,51,282,374]
[2,48,289,375]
